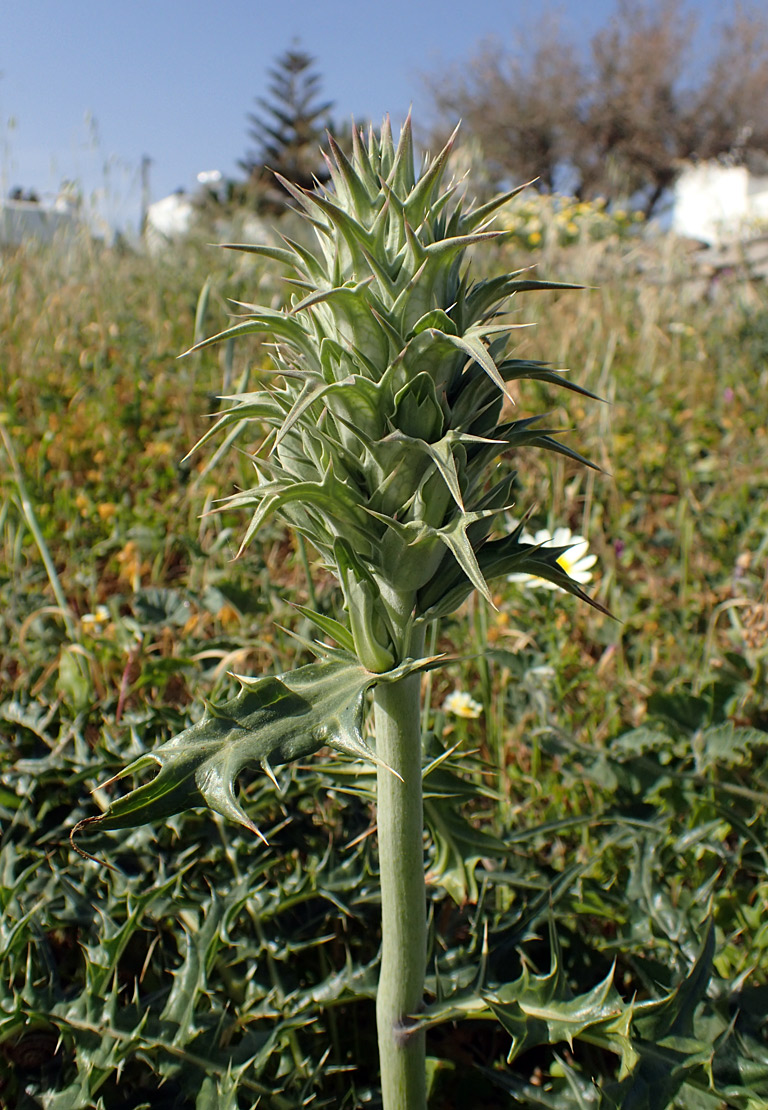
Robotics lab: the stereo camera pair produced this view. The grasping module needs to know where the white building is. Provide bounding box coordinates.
[144,191,198,253]
[670,161,768,245]
[144,190,273,254]
[0,192,82,248]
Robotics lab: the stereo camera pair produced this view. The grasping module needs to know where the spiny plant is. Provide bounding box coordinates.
[74,115,606,1109]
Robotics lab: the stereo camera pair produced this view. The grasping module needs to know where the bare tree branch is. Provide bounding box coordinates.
[422,1,768,214]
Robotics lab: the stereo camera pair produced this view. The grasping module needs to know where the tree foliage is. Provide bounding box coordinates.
[424,0,768,213]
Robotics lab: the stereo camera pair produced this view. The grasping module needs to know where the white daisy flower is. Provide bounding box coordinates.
[508,527,597,592]
[80,605,110,633]
[442,690,483,719]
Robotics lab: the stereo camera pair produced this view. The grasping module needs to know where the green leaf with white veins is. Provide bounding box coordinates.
[72,653,441,847]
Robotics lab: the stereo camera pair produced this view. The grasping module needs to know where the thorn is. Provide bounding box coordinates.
[345,822,378,850]
[68,819,120,871]
[261,759,280,792]
[246,819,269,847]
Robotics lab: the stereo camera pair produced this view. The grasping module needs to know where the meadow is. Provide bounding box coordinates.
[1,203,767,1108]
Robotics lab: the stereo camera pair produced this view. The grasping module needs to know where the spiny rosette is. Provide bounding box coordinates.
[186,116,605,667]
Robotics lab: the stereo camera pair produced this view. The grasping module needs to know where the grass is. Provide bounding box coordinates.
[1,217,767,1108]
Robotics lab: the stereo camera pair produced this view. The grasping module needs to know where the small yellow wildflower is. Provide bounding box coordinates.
[145,440,173,460]
[80,605,110,634]
[217,604,241,628]
[116,540,149,586]
[443,690,483,719]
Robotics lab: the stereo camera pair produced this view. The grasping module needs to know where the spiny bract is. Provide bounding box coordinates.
[187,116,601,670]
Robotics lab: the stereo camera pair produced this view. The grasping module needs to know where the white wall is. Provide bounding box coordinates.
[144,192,273,254]
[144,192,197,253]
[0,198,80,247]
[672,163,768,244]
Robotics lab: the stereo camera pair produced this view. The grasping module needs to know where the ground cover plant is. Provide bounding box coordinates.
[1,121,767,1109]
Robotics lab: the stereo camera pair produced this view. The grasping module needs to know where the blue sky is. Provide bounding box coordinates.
[1,0,736,231]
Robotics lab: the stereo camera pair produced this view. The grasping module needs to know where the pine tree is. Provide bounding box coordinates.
[241,46,333,210]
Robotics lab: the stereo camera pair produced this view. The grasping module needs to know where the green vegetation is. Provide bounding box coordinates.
[1,137,767,1108]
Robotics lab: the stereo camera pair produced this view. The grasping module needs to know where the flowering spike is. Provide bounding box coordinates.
[183,119,601,656]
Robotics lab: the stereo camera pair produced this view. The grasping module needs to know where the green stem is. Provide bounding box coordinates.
[373,591,427,1110]
[0,420,79,644]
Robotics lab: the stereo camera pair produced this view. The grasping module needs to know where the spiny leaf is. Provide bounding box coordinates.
[424,790,509,904]
[387,109,416,195]
[489,962,623,1063]
[402,122,460,226]
[458,179,537,234]
[219,242,300,270]
[437,329,514,402]
[416,529,613,620]
[71,654,441,845]
[324,132,376,216]
[292,604,356,654]
[180,313,319,369]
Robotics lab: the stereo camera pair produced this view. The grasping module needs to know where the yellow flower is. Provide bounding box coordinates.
[145,440,173,460]
[116,540,149,586]
[80,605,110,634]
[528,231,542,246]
[217,604,241,628]
[443,690,483,719]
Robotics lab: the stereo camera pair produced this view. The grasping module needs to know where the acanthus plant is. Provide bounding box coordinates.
[75,116,606,1109]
